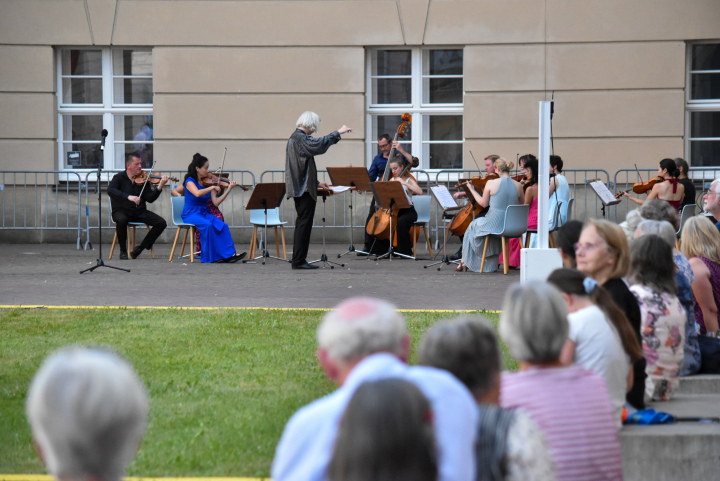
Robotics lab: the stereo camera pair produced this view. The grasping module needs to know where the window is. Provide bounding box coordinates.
[57,48,153,171]
[367,48,463,170]
[686,43,720,167]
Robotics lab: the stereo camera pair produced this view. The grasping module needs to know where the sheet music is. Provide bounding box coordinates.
[589,180,621,205]
[430,185,460,210]
[328,185,351,194]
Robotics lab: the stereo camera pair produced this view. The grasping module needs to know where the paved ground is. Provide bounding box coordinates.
[0,243,518,310]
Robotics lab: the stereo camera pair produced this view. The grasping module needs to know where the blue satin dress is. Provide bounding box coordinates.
[182,178,236,263]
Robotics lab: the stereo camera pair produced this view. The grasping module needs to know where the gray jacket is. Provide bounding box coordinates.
[285,129,340,201]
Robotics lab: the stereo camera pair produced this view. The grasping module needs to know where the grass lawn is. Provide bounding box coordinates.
[0,307,512,477]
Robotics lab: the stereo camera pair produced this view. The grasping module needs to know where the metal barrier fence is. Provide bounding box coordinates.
[81,169,256,250]
[0,171,84,248]
[2,167,716,247]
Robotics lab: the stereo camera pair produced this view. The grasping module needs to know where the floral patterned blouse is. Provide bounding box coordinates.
[630,284,686,401]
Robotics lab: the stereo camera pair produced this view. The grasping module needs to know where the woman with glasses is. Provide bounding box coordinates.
[575,219,646,410]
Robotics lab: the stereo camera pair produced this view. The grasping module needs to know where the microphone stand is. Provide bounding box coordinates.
[80,130,130,274]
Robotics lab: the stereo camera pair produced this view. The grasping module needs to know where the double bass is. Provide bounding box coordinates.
[366,114,412,241]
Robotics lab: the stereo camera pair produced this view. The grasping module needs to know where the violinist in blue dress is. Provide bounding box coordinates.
[181,153,246,263]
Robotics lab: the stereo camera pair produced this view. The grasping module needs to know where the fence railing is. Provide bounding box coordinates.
[1,167,716,247]
[0,171,84,248]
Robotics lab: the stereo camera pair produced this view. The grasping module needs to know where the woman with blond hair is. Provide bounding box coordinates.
[575,218,645,409]
[681,216,720,373]
[458,157,523,272]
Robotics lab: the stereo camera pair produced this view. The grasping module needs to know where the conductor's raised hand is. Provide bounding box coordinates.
[338,125,352,135]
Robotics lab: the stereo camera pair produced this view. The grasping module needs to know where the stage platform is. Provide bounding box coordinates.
[0,243,518,311]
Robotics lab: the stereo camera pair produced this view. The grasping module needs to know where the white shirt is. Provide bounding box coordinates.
[271,353,478,481]
[568,305,629,427]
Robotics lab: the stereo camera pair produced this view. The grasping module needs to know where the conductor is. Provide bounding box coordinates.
[286,111,351,270]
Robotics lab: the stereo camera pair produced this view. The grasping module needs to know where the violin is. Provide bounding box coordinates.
[367,113,412,241]
[134,171,179,184]
[200,173,251,191]
[614,176,664,199]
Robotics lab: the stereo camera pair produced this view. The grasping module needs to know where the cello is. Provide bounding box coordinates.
[366,114,412,241]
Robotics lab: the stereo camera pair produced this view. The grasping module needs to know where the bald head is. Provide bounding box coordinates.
[317,297,407,364]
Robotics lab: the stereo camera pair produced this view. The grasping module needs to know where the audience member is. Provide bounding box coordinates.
[328,378,437,481]
[547,268,643,426]
[271,297,477,481]
[419,316,555,481]
[639,199,681,231]
[26,347,148,481]
[499,283,623,481]
[702,179,720,232]
[629,235,686,401]
[634,220,701,376]
[575,218,645,410]
[555,220,583,268]
[681,216,720,373]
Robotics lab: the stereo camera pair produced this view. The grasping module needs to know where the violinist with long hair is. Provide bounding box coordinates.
[181,153,245,263]
[107,152,169,260]
[623,158,685,212]
[172,174,231,254]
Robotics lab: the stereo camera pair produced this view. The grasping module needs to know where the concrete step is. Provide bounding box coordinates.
[679,374,720,395]
[620,423,720,480]
[620,391,720,479]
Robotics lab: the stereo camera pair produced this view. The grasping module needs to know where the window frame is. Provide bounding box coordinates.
[366,47,464,172]
[56,47,153,177]
[685,41,720,168]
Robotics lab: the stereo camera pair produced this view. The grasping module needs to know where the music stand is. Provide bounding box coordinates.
[587,179,621,219]
[326,167,372,258]
[370,181,413,261]
[307,188,344,269]
[242,183,289,265]
[80,133,130,274]
[424,185,462,270]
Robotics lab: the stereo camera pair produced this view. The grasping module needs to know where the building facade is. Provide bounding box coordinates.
[1,0,719,179]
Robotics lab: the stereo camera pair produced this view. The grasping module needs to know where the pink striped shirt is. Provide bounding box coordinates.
[500,365,623,481]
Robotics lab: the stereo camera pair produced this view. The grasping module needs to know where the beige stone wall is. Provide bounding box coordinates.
[0,0,718,176]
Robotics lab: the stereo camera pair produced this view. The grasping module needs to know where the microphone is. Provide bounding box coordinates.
[100,129,108,150]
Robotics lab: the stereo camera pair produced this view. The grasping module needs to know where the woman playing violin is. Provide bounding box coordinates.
[172,173,232,254]
[623,158,685,212]
[181,153,245,263]
[456,157,523,272]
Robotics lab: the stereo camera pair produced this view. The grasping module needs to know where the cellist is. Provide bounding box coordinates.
[448,154,499,260]
[360,135,415,255]
[385,156,423,256]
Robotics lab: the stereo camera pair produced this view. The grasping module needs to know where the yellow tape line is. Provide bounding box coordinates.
[0,477,268,481]
[0,305,500,314]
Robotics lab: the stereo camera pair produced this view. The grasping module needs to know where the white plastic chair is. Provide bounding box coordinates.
[411,195,434,258]
[676,204,697,249]
[168,196,196,262]
[564,197,575,223]
[249,208,287,259]
[481,204,530,275]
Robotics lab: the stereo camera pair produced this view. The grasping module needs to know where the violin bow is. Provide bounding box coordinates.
[634,163,644,182]
[216,148,228,188]
[137,160,156,203]
[468,150,482,174]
